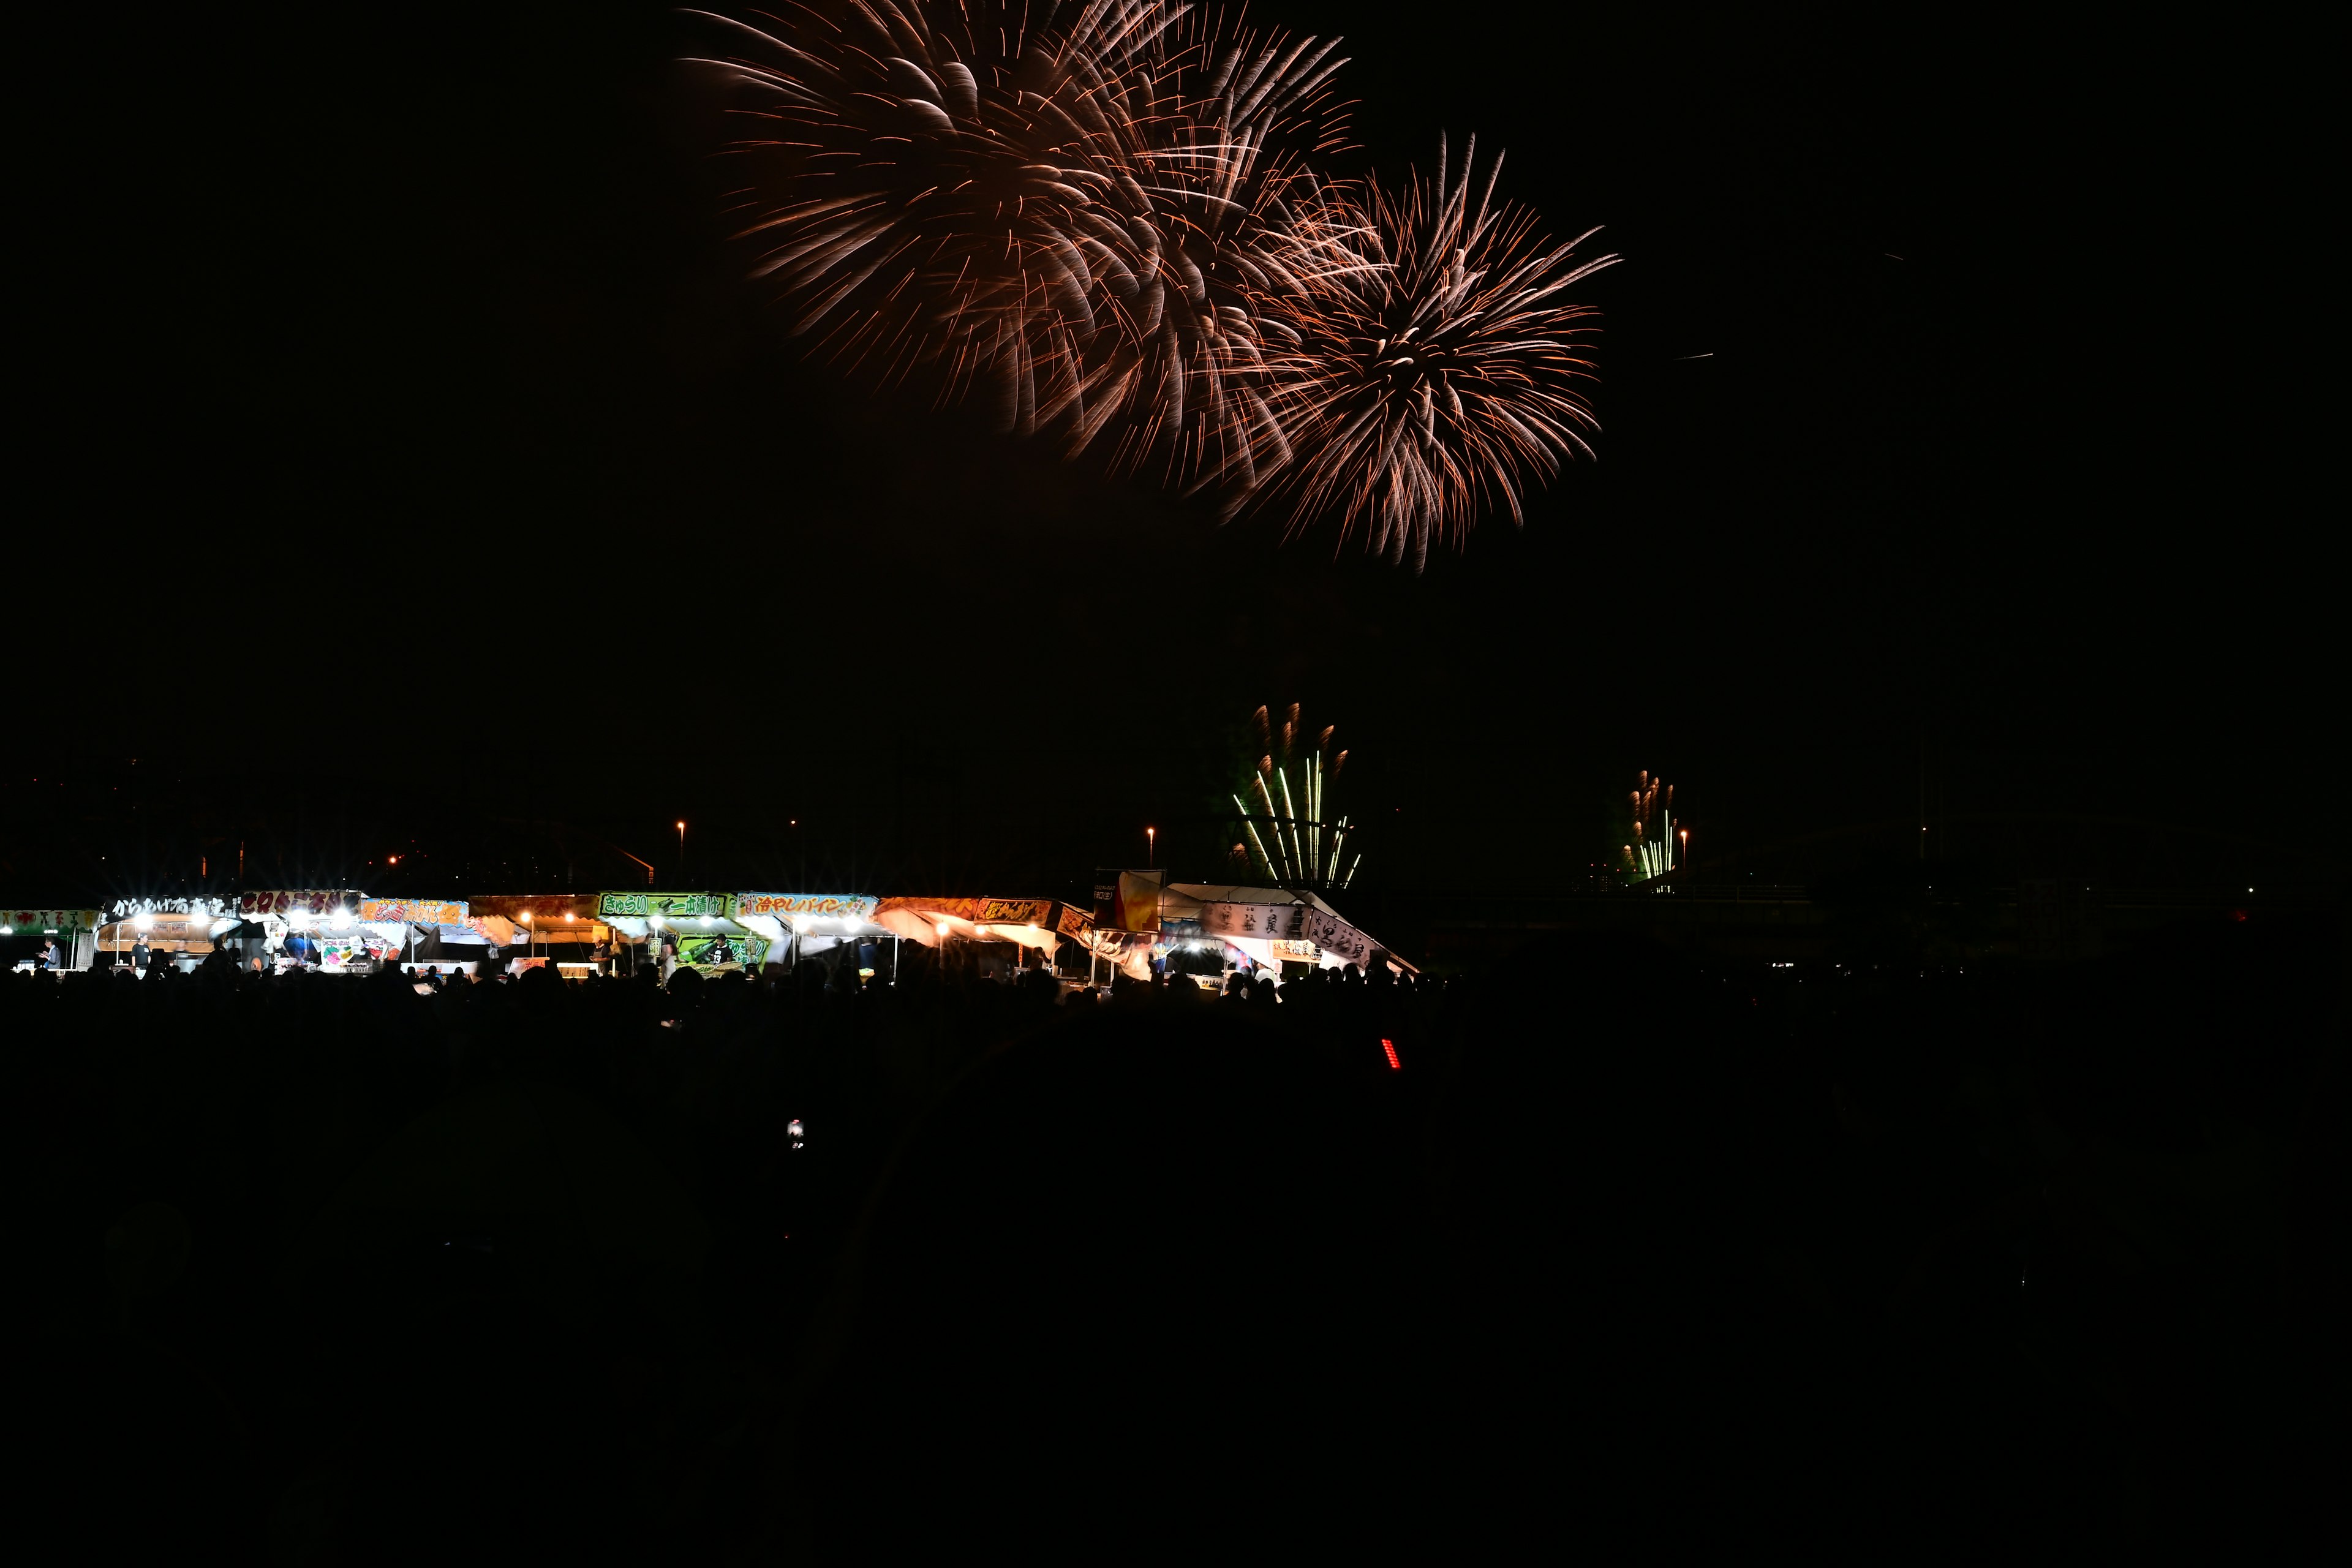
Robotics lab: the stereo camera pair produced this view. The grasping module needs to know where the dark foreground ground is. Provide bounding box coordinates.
[13,916,2342,1562]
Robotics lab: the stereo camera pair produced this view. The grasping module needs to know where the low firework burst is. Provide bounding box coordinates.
[1248,137,1618,565]
[685,1,1351,483]
[1229,703,1358,888]
[1623,770,1679,883]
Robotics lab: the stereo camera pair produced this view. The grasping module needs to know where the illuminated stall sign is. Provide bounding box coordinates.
[872,897,988,922]
[597,891,728,921]
[1055,903,1095,939]
[1303,908,1378,967]
[873,896,1057,927]
[731,893,878,921]
[358,899,468,926]
[6,909,102,932]
[106,897,232,921]
[1200,900,1309,941]
[238,891,363,916]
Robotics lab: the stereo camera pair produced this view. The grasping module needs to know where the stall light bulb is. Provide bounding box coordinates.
[134,913,153,931]
[1,926,13,936]
[564,912,574,922]
[701,915,715,927]
[935,921,952,937]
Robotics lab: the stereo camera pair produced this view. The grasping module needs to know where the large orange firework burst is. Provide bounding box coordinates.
[1247,140,1618,564]
[684,4,1613,562]
[686,0,1351,484]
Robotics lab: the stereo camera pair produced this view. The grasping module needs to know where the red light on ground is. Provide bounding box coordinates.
[1381,1038,1401,1071]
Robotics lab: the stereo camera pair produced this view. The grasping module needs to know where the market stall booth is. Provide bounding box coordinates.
[468,895,600,978]
[232,889,374,973]
[1156,883,1415,983]
[96,897,238,973]
[870,895,1104,982]
[355,898,509,978]
[586,891,767,978]
[4,908,103,971]
[729,892,889,981]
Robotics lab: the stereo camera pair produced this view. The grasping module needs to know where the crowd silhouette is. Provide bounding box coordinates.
[12,915,2335,1559]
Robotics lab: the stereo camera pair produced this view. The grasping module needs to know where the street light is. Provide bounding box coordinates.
[676,820,687,878]
[1146,826,1155,867]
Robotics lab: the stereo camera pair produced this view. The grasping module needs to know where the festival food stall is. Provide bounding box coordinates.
[96,897,238,972]
[588,891,761,976]
[233,889,372,972]
[870,895,1104,981]
[355,898,509,976]
[1159,883,1414,980]
[469,895,600,977]
[4,908,104,971]
[729,892,889,979]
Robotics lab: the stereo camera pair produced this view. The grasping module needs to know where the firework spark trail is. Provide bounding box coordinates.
[686,1,1353,484]
[1234,704,1354,886]
[1242,137,1618,565]
[1624,771,1678,881]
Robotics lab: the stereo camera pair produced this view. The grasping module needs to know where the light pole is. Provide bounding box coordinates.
[676,820,687,882]
[1146,826,1155,867]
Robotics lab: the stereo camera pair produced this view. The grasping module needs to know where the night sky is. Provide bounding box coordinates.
[11,3,2332,903]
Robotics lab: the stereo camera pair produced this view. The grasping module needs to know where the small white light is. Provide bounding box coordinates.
[936,921,952,936]
[648,913,664,928]
[701,915,715,927]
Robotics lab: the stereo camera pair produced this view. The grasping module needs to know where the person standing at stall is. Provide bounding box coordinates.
[40,937,62,972]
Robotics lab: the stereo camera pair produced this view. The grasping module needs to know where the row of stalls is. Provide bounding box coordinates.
[590,891,1107,981]
[12,887,1107,979]
[78,891,519,975]
[13,879,1409,984]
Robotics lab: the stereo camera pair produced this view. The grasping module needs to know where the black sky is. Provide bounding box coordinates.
[10,2,2335,902]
